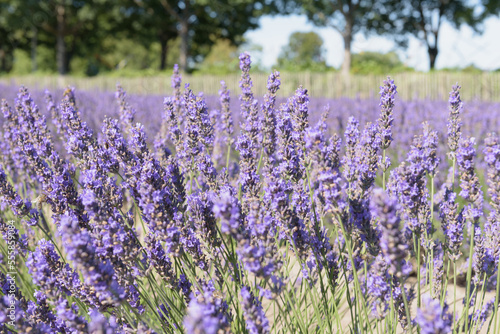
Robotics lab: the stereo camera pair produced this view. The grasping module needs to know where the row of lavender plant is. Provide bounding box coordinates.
[0,54,498,333]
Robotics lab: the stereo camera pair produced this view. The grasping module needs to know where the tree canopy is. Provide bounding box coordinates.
[276,31,329,72]
[378,0,500,70]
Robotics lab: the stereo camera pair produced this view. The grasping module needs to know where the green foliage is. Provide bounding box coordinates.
[276,31,329,72]
[438,64,484,74]
[196,39,240,74]
[351,51,413,75]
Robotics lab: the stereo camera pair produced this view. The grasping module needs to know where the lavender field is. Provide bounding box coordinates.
[0,53,499,333]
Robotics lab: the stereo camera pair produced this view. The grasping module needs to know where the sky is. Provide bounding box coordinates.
[244,14,500,72]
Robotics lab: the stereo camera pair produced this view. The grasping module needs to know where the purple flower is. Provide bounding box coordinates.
[447,84,463,153]
[219,80,233,146]
[370,189,409,278]
[291,85,309,150]
[415,294,453,334]
[440,188,465,261]
[240,286,270,334]
[183,281,232,334]
[0,167,39,226]
[213,185,244,240]
[484,134,500,266]
[115,84,136,138]
[276,103,303,181]
[261,71,280,160]
[88,309,123,334]
[457,137,483,224]
[378,76,397,150]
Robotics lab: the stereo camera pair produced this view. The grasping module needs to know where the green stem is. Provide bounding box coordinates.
[453,260,457,334]
[225,143,231,169]
[382,149,387,191]
[464,232,475,333]
[399,276,413,334]
[487,262,500,333]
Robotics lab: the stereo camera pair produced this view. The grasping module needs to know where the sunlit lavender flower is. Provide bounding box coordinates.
[389,128,434,239]
[457,136,483,224]
[358,123,381,192]
[184,86,214,160]
[171,64,183,119]
[240,286,270,334]
[431,243,444,299]
[115,84,136,137]
[183,281,232,334]
[472,225,495,285]
[484,133,500,266]
[440,188,465,260]
[88,309,122,334]
[370,189,409,278]
[292,85,309,150]
[239,52,254,116]
[236,133,261,213]
[59,213,126,307]
[415,294,453,334]
[56,299,89,332]
[468,298,495,333]
[0,167,39,226]
[377,76,397,150]
[342,116,360,187]
[187,191,220,248]
[421,122,440,177]
[276,103,303,181]
[219,80,233,146]
[213,185,245,240]
[366,255,391,319]
[447,84,463,153]
[26,291,68,333]
[262,71,280,160]
[0,218,28,257]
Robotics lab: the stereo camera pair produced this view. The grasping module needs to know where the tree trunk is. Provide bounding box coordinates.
[179,20,189,72]
[341,17,353,76]
[31,27,37,72]
[428,46,438,70]
[341,34,352,76]
[56,4,67,75]
[0,49,6,73]
[160,37,168,70]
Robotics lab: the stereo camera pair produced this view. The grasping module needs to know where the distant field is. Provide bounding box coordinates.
[2,71,500,101]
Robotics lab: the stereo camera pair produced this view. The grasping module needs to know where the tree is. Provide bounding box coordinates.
[301,0,389,76]
[6,0,113,75]
[351,51,413,75]
[276,31,328,71]
[129,0,286,72]
[379,0,500,70]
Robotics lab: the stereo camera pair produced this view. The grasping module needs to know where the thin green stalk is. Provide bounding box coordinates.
[487,262,500,333]
[464,234,475,333]
[225,143,231,169]
[399,276,413,334]
[338,220,374,334]
[441,259,451,307]
[453,261,457,334]
[415,235,421,310]
[471,274,488,334]
[451,156,456,191]
[382,149,387,190]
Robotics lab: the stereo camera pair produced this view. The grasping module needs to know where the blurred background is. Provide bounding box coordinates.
[1,0,499,99]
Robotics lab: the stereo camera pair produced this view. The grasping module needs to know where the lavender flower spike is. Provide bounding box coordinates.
[447,84,463,153]
[240,286,270,334]
[370,189,409,278]
[219,80,233,146]
[484,133,500,266]
[378,76,397,150]
[415,294,453,334]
